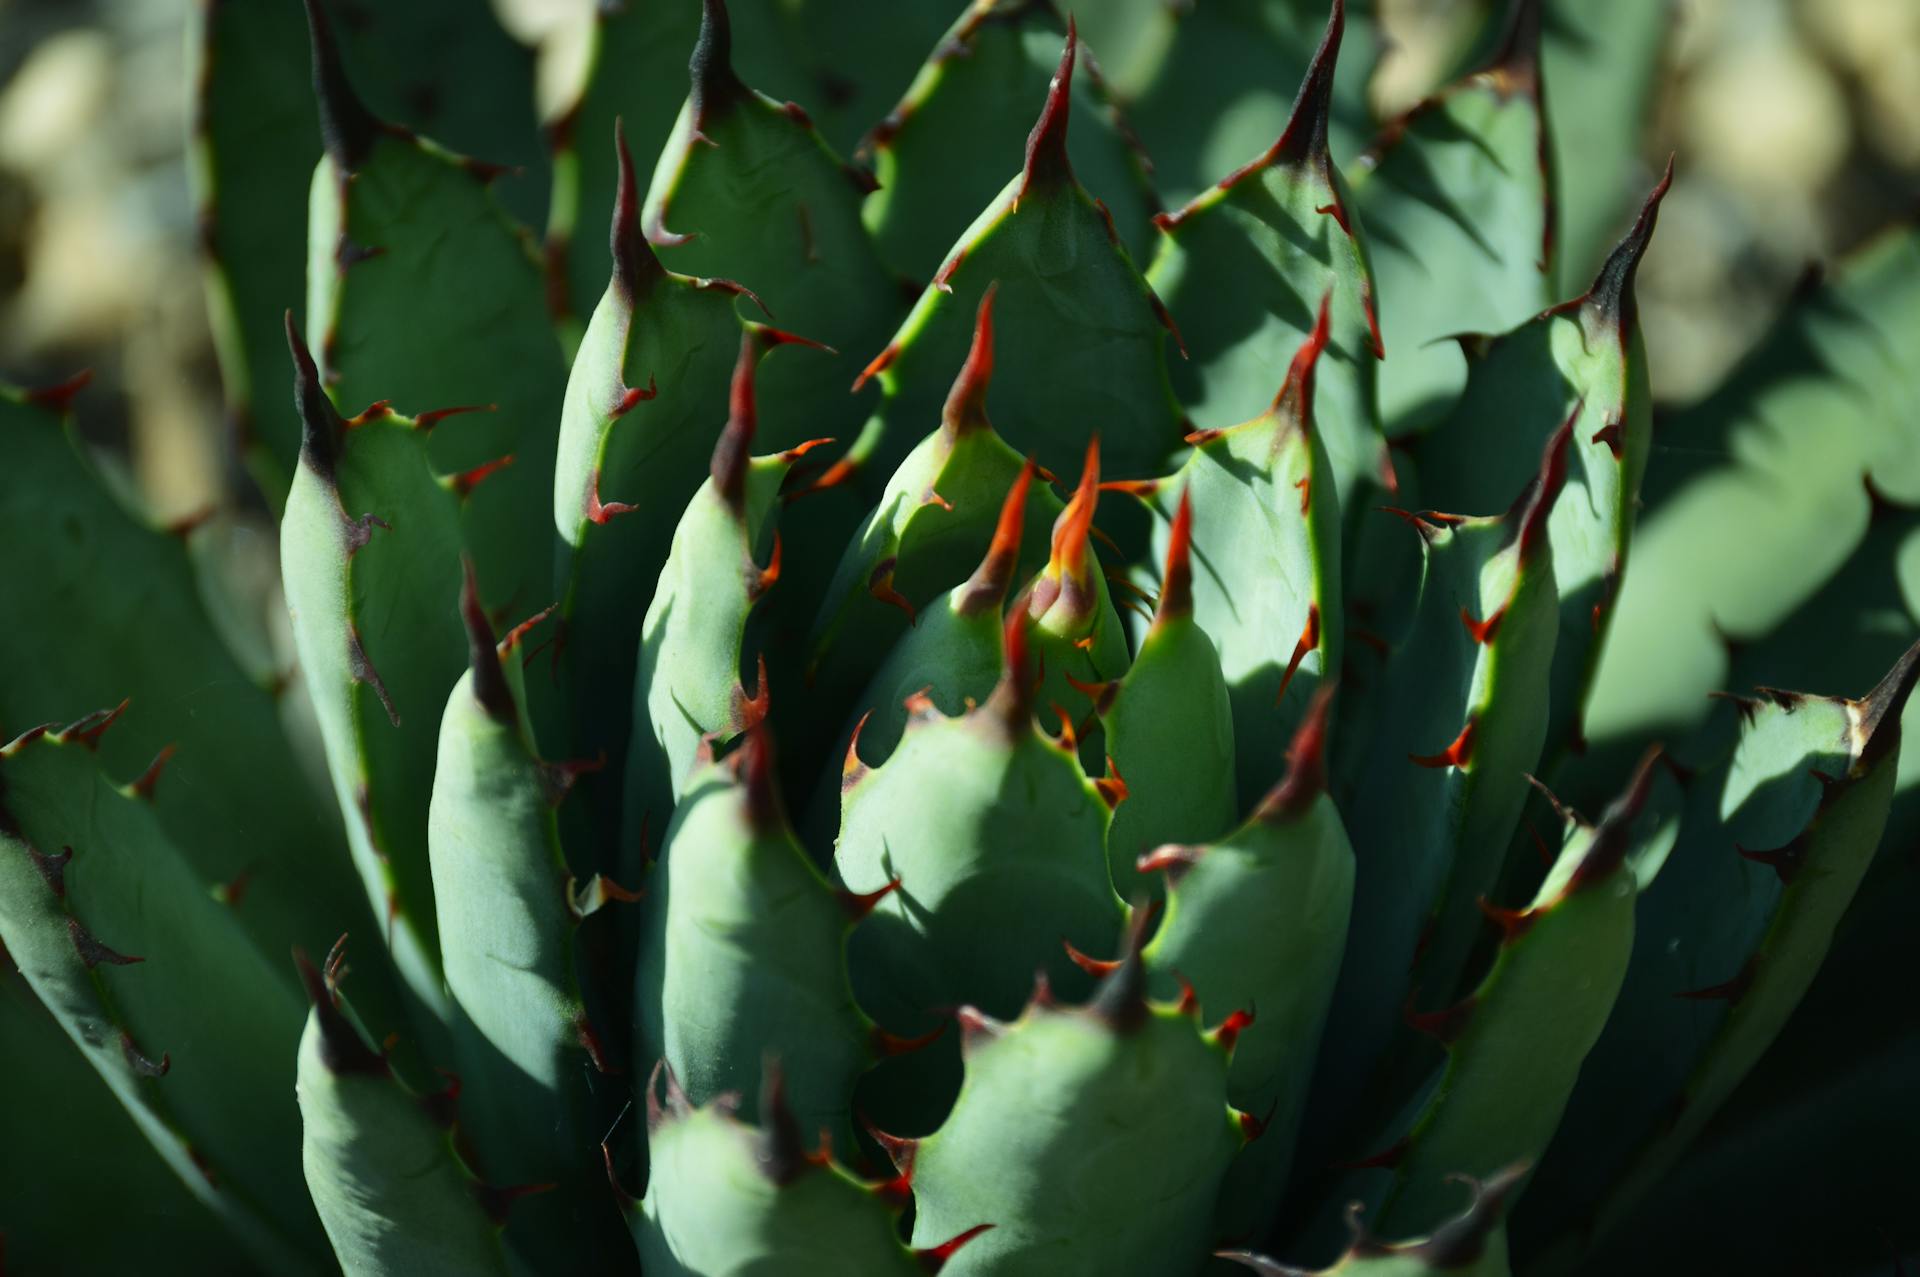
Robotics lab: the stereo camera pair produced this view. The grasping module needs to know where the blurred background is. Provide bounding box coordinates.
[0,0,1916,520]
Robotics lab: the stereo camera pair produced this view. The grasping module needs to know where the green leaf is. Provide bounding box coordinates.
[909,960,1242,1275]
[1124,308,1344,810]
[0,383,378,993]
[860,0,1161,282]
[1407,167,1665,758]
[1348,0,1555,436]
[0,728,321,1271]
[555,136,804,852]
[280,321,467,1014]
[0,972,236,1275]
[635,730,871,1150]
[1090,0,1380,206]
[1144,5,1391,522]
[643,2,902,455]
[1318,425,1566,1149]
[1527,641,1920,1263]
[851,29,1186,489]
[1590,223,1920,744]
[1373,756,1656,1239]
[622,342,797,861]
[303,13,566,620]
[1541,0,1669,295]
[192,0,546,499]
[633,1062,944,1276]
[1141,692,1353,1238]
[294,954,511,1277]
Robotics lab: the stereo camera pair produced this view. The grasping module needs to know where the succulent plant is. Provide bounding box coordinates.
[2,0,1917,1273]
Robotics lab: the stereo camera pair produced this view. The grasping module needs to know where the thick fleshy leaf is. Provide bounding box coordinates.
[910,970,1242,1275]
[851,29,1186,488]
[1591,223,1920,744]
[0,728,320,1270]
[622,343,798,862]
[797,291,1062,796]
[643,1,901,454]
[0,383,377,990]
[1369,759,1655,1239]
[635,731,870,1150]
[1123,305,1344,811]
[1316,425,1566,1152]
[1099,491,1238,896]
[428,576,625,1267]
[836,627,1125,1038]
[281,321,467,1012]
[1141,694,1353,1237]
[1349,0,1555,435]
[1145,3,1390,520]
[543,0,945,320]
[1089,0,1380,205]
[1221,1168,1519,1277]
[302,7,565,618]
[192,0,545,498]
[1407,167,1666,757]
[554,132,805,850]
[1541,0,1669,294]
[632,1063,951,1276]
[294,956,512,1277]
[1526,641,1920,1263]
[860,0,1160,282]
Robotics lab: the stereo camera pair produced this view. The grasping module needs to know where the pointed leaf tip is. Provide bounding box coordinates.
[1154,488,1196,624]
[300,0,380,171]
[610,119,665,297]
[1256,684,1334,821]
[958,459,1035,616]
[728,718,785,833]
[459,560,514,723]
[1415,1162,1529,1267]
[1271,0,1344,166]
[1021,19,1076,193]
[711,333,760,508]
[1569,746,1661,889]
[1273,291,1333,423]
[1089,901,1154,1033]
[293,945,387,1077]
[1854,635,1920,771]
[986,609,1035,730]
[754,1057,814,1186]
[1510,399,1575,560]
[285,311,344,480]
[942,282,999,433]
[1043,435,1101,589]
[1584,156,1673,334]
[690,0,746,123]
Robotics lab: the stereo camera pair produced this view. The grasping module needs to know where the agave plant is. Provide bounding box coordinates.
[3,0,1917,1273]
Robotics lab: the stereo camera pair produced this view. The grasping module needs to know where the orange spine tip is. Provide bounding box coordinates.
[1211,1008,1256,1053]
[711,333,760,507]
[1155,489,1196,623]
[1460,604,1503,645]
[1273,604,1322,706]
[1063,937,1121,978]
[956,459,1033,616]
[1049,435,1102,580]
[942,283,998,432]
[1410,716,1476,770]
